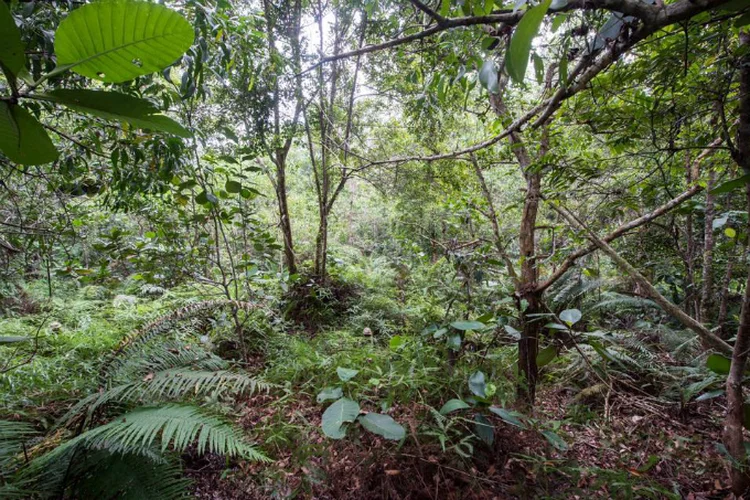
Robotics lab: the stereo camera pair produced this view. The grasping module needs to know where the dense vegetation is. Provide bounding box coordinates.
[2,0,750,497]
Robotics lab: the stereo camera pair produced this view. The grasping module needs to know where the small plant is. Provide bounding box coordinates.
[318,366,406,441]
[438,370,568,451]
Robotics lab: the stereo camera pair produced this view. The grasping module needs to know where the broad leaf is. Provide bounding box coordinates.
[469,371,487,398]
[489,406,527,429]
[710,174,750,194]
[695,389,724,402]
[316,386,343,404]
[0,336,29,344]
[559,308,582,326]
[336,367,359,382]
[225,180,242,193]
[40,89,190,137]
[358,413,405,440]
[54,0,194,83]
[506,0,551,83]
[0,102,58,165]
[0,1,25,76]
[541,429,568,451]
[474,414,494,445]
[706,354,731,375]
[450,320,485,331]
[536,345,557,367]
[439,399,471,415]
[321,397,359,439]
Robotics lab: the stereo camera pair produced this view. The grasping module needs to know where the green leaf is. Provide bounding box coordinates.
[559,308,582,326]
[447,333,462,351]
[706,354,731,375]
[321,397,359,439]
[0,102,58,165]
[489,406,527,429]
[450,320,485,331]
[225,180,242,194]
[316,386,343,404]
[469,370,487,398]
[478,59,499,94]
[389,335,406,350]
[710,174,750,194]
[541,429,568,451]
[54,0,194,83]
[533,53,544,84]
[40,89,190,137]
[725,228,737,238]
[536,345,557,367]
[506,0,551,83]
[544,322,568,330]
[439,399,471,415]
[695,389,724,402]
[336,367,359,382]
[358,413,405,440]
[0,336,29,344]
[474,414,494,445]
[0,1,25,76]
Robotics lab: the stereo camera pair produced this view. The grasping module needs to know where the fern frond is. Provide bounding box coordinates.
[71,450,190,500]
[41,405,268,465]
[61,369,270,425]
[24,448,188,500]
[105,340,228,383]
[0,420,36,469]
[100,300,258,379]
[593,292,657,311]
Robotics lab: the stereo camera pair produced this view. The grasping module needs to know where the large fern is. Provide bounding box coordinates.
[37,405,267,464]
[26,448,190,500]
[61,367,269,426]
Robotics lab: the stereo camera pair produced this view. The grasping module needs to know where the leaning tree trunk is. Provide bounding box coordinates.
[725,31,750,497]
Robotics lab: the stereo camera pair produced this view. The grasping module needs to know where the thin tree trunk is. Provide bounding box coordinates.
[724,31,750,497]
[700,166,716,323]
[276,158,297,275]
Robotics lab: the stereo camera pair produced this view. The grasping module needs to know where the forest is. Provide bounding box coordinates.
[1,0,750,497]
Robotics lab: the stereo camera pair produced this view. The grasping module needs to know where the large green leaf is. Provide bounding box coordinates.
[489,406,527,429]
[706,354,731,375]
[0,102,58,165]
[559,308,582,326]
[439,399,471,415]
[469,370,487,398]
[336,367,359,382]
[54,0,194,83]
[506,0,551,83]
[710,174,750,194]
[450,320,485,331]
[321,397,359,439]
[358,413,405,440]
[0,1,25,76]
[40,89,190,137]
[536,345,557,367]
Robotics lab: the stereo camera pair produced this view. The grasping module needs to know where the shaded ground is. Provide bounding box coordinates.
[188,387,729,499]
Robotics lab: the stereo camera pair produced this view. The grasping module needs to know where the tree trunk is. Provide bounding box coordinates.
[314,209,328,278]
[275,159,297,275]
[724,30,750,497]
[517,171,542,404]
[700,166,716,323]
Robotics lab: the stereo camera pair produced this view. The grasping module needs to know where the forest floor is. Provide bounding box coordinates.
[187,380,728,499]
[0,280,733,499]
